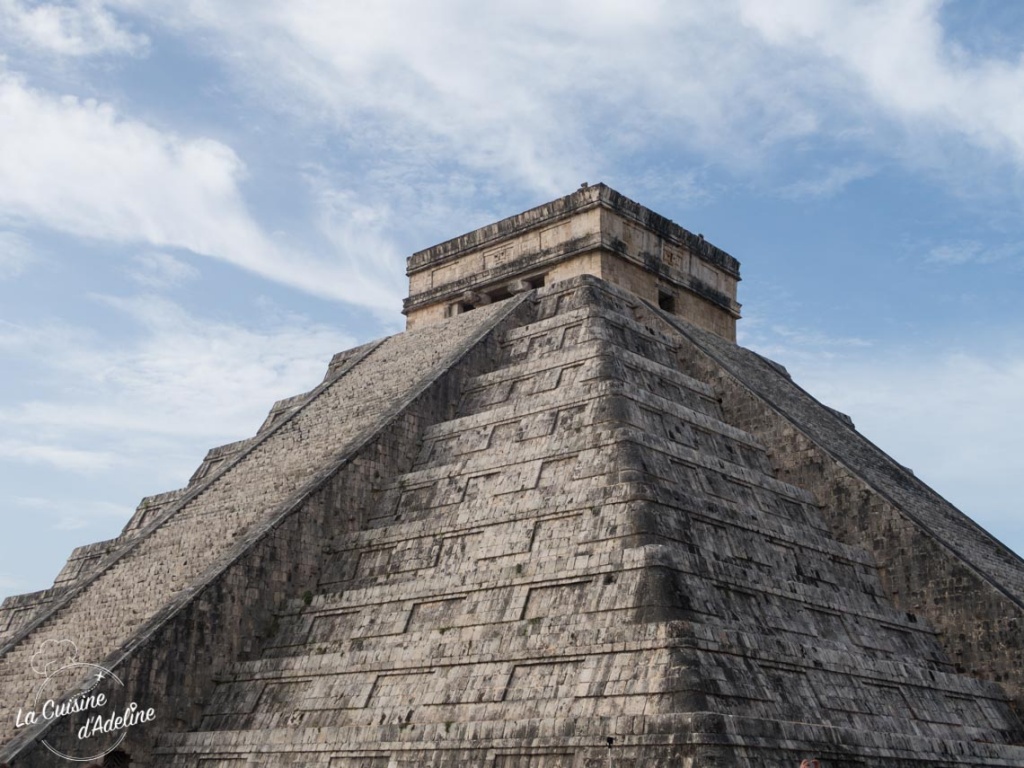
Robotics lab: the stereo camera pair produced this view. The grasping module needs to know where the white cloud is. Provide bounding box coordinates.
[0,294,357,443]
[105,0,823,189]
[921,240,1020,267]
[0,0,148,57]
[5,497,130,537]
[739,0,1024,167]
[90,0,1024,200]
[779,162,876,200]
[925,241,984,266]
[0,439,115,472]
[0,318,97,373]
[739,322,873,363]
[309,181,412,297]
[12,497,130,531]
[129,251,199,288]
[0,297,359,597]
[0,230,36,278]
[0,72,404,311]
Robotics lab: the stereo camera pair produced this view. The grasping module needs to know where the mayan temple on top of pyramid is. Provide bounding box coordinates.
[1,184,1023,767]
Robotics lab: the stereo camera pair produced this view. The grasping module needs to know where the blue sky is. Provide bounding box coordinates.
[1,0,1022,601]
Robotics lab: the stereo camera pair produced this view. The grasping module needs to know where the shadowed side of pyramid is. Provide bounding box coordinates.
[660,301,1024,715]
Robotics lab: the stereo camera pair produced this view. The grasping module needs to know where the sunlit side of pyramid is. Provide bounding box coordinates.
[2,185,1023,767]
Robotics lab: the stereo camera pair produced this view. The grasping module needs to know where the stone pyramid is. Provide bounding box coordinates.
[2,185,1024,767]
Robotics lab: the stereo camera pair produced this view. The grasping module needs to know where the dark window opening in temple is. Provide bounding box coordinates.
[487,285,514,303]
[658,290,676,314]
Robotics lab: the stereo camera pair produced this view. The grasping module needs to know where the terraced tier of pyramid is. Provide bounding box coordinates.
[2,186,1023,767]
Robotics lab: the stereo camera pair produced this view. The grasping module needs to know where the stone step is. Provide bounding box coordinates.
[499,301,682,371]
[154,718,674,765]
[391,367,794,489]
[305,525,907,631]
[462,323,712,411]
[231,609,956,688]
[462,328,719,419]
[266,560,938,691]
[373,425,817,538]
[320,481,877,582]
[153,661,1024,765]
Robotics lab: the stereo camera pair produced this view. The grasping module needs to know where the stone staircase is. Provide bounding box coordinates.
[0,300,519,764]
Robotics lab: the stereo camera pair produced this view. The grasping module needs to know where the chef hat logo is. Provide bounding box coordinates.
[30,638,80,677]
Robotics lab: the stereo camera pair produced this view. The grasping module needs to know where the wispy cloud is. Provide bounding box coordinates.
[129,251,199,289]
[3,0,1020,325]
[104,1,824,188]
[0,230,36,279]
[0,71,403,311]
[0,439,116,472]
[739,321,873,364]
[626,168,718,206]
[14,496,131,531]
[305,178,407,311]
[779,162,876,200]
[0,0,148,57]
[0,316,94,353]
[739,0,1024,168]
[925,240,985,266]
[921,239,1022,267]
[94,0,1024,196]
[0,295,357,478]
